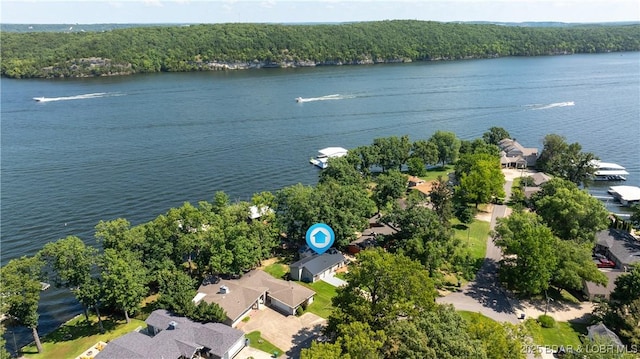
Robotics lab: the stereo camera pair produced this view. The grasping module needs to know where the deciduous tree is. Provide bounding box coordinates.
[429,131,461,167]
[533,179,609,243]
[100,249,148,323]
[0,256,44,353]
[493,211,558,295]
[39,236,98,322]
[329,249,436,332]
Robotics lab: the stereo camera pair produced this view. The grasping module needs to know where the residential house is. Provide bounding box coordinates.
[587,323,625,349]
[407,176,426,188]
[595,229,640,270]
[522,172,552,199]
[289,250,347,283]
[95,309,245,359]
[582,270,625,301]
[194,270,315,326]
[497,138,538,168]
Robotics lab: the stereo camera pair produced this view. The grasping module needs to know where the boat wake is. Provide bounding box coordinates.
[33,92,120,102]
[527,101,575,110]
[295,94,353,103]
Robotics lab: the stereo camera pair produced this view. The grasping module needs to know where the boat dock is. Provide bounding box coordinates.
[608,185,640,206]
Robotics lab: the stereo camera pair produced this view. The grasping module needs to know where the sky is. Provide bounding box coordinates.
[1,0,639,25]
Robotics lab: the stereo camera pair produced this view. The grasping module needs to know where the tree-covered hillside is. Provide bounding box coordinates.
[2,20,639,78]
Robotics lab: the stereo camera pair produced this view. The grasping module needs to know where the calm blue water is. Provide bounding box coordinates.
[2,52,639,347]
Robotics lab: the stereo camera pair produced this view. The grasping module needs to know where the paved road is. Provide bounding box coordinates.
[437,179,520,324]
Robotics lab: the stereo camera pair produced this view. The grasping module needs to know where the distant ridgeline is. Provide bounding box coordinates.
[2,20,639,79]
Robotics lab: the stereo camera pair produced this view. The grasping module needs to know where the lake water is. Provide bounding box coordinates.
[2,52,639,347]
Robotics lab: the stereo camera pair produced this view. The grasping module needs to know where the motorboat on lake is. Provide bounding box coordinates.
[33,97,46,102]
[295,97,303,103]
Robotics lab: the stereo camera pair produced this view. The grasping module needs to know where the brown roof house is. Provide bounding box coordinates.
[498,138,538,168]
[194,270,315,327]
[95,309,246,359]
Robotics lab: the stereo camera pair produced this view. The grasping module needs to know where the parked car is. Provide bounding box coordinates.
[597,258,616,268]
[593,253,607,260]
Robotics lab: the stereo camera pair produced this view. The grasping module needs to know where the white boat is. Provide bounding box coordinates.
[295,97,303,103]
[33,97,46,102]
[591,160,629,181]
[310,147,348,169]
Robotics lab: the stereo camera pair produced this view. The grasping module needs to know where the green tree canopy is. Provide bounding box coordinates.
[493,210,558,295]
[373,170,407,212]
[533,178,609,243]
[329,249,436,332]
[0,256,44,353]
[429,131,461,167]
[536,134,598,187]
[482,127,511,146]
[100,248,148,323]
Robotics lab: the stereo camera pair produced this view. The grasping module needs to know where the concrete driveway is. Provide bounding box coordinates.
[237,307,326,357]
[322,275,347,287]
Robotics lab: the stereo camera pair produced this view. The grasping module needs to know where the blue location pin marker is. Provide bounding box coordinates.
[306,223,335,255]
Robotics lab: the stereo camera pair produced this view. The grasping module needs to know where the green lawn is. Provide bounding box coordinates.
[421,165,453,182]
[246,331,283,357]
[525,319,587,348]
[452,218,490,266]
[457,310,497,325]
[21,314,145,359]
[300,280,338,318]
[263,261,289,280]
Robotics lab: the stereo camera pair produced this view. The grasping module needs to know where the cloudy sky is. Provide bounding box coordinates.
[2,0,639,24]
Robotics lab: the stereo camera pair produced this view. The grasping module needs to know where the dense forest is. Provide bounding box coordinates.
[2,20,639,78]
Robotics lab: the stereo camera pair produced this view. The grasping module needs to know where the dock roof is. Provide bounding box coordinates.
[609,186,640,202]
[318,147,348,157]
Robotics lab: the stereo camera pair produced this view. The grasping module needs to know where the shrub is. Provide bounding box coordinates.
[538,314,556,328]
[296,306,304,316]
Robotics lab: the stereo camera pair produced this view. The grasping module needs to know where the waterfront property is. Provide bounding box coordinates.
[497,138,538,168]
[94,309,245,359]
[194,270,315,326]
[289,250,347,283]
[309,147,348,169]
[607,185,640,206]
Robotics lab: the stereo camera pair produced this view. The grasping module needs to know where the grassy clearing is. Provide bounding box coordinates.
[525,319,587,348]
[421,165,453,182]
[246,331,283,357]
[457,310,497,325]
[300,281,338,318]
[452,218,490,265]
[21,314,145,359]
[262,260,290,280]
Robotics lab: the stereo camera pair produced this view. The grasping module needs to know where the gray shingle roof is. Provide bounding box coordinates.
[587,323,624,347]
[95,310,244,359]
[596,229,640,267]
[290,252,346,277]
